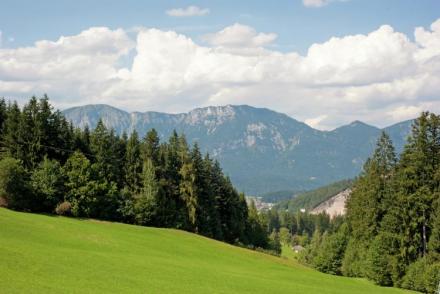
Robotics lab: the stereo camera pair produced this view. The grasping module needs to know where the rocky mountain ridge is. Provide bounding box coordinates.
[63,104,413,194]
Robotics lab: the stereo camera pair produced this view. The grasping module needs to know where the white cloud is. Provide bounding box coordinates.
[303,0,347,8]
[203,23,277,48]
[1,19,440,129]
[0,27,134,105]
[305,115,328,129]
[387,105,423,121]
[166,6,210,17]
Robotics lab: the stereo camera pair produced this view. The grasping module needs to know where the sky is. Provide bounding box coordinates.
[0,0,439,130]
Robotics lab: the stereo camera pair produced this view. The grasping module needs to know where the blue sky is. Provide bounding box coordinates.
[0,0,439,129]
[1,0,439,53]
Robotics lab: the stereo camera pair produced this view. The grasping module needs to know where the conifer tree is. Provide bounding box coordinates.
[125,131,142,192]
[0,98,6,137]
[394,112,440,261]
[346,131,397,241]
[1,102,22,160]
[141,128,160,166]
[134,158,160,225]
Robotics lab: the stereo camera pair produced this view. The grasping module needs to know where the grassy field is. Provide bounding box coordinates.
[0,208,413,294]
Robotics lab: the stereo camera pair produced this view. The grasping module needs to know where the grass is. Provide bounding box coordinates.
[0,208,414,294]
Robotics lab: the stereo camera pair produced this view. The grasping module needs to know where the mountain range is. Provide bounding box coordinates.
[63,104,413,195]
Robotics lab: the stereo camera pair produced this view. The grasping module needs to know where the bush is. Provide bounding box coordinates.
[402,257,440,294]
[424,263,440,294]
[55,201,72,216]
[401,258,428,292]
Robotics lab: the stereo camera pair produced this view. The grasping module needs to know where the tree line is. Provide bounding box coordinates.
[298,112,440,293]
[0,96,277,252]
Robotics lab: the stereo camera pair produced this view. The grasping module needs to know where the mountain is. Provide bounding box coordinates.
[63,104,413,195]
[310,189,352,218]
[275,179,353,212]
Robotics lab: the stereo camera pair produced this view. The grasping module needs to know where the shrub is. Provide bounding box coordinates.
[424,263,440,294]
[402,257,440,294]
[55,201,72,216]
[401,258,428,292]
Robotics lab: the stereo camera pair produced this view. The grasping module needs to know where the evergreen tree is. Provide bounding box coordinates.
[125,131,142,192]
[0,157,31,210]
[346,132,397,242]
[134,159,160,225]
[141,128,160,166]
[179,160,197,231]
[269,230,282,255]
[190,143,217,237]
[313,223,349,275]
[1,102,23,160]
[90,120,120,183]
[299,228,322,265]
[393,112,440,261]
[246,200,269,248]
[0,98,6,137]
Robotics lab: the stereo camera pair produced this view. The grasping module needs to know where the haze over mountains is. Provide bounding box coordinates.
[63,104,413,195]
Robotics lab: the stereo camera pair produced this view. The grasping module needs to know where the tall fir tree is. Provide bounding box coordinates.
[134,158,160,225]
[125,131,142,192]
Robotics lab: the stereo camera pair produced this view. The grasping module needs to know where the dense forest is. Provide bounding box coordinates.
[296,113,440,293]
[0,96,278,252]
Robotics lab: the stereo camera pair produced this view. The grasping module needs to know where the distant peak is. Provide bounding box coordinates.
[330,120,379,133]
[349,120,367,126]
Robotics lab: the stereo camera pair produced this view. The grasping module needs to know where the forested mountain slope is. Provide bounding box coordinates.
[64,105,412,194]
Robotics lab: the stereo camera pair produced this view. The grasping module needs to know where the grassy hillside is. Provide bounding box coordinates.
[276,179,353,212]
[0,208,411,294]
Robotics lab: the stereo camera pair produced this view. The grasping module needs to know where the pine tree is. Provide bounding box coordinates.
[246,200,269,248]
[393,112,440,261]
[90,120,119,183]
[125,131,142,192]
[134,158,160,225]
[179,160,197,231]
[1,102,22,160]
[190,143,217,237]
[20,96,42,168]
[141,128,160,166]
[0,98,6,137]
[346,132,397,241]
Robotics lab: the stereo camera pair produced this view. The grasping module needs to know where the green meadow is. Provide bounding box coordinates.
[0,208,413,294]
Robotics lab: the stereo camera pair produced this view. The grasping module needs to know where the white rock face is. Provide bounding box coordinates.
[185,105,236,126]
[310,189,351,218]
